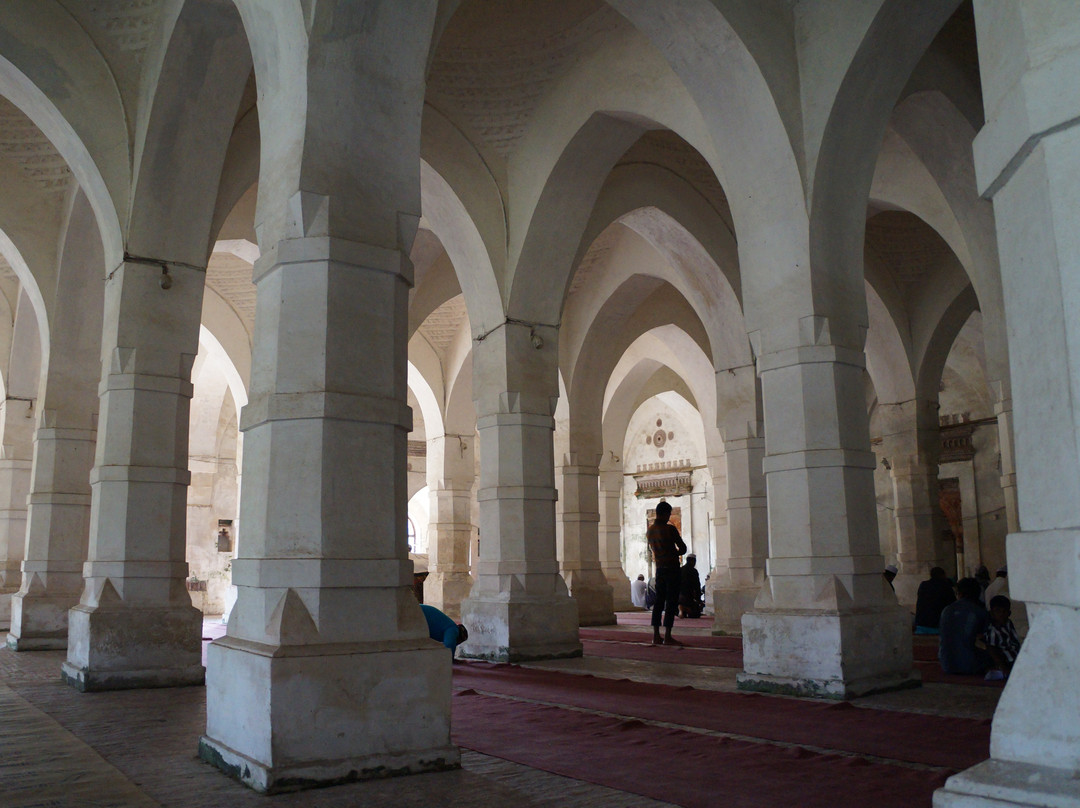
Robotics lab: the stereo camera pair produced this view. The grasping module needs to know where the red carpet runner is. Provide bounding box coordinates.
[579,628,1004,687]
[453,689,950,808]
[451,663,989,808]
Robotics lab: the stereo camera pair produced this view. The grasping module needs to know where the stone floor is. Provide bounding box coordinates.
[0,615,1001,808]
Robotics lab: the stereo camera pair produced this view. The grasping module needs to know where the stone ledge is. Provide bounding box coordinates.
[6,635,68,652]
[198,735,460,795]
[711,586,759,635]
[934,758,1080,807]
[459,644,584,664]
[60,660,205,692]
[735,670,921,700]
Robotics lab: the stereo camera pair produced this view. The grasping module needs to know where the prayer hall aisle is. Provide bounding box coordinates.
[0,614,999,808]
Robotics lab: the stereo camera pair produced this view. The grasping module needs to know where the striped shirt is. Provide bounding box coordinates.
[983,619,1021,663]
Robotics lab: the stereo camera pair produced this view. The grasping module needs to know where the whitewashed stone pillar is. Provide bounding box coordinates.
[9,192,104,650]
[711,433,768,633]
[711,365,768,633]
[201,235,456,790]
[7,422,95,648]
[460,321,581,661]
[0,398,34,629]
[937,5,1080,805]
[557,452,614,626]
[62,261,205,690]
[201,1,454,791]
[708,453,734,604]
[738,322,914,698]
[991,383,1020,534]
[876,399,941,607]
[424,433,475,620]
[598,467,632,610]
[0,291,42,629]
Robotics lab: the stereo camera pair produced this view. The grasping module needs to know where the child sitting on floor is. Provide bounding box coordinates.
[979,594,1022,681]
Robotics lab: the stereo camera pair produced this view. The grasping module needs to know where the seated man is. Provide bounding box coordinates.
[915,566,956,633]
[939,577,991,675]
[679,554,703,619]
[644,576,657,609]
[631,574,648,608]
[981,594,1022,680]
[420,604,468,657]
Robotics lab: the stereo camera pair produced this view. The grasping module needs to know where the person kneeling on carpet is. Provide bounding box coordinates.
[679,554,703,619]
[421,604,469,661]
[938,577,991,675]
[914,566,956,634]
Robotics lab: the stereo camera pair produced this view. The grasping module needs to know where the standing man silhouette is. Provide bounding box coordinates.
[648,501,687,645]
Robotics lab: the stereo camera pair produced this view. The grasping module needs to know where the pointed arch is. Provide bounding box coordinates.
[0,3,128,264]
[808,1,959,318]
[508,111,648,324]
[420,160,502,335]
[606,1,809,330]
[127,0,253,264]
[864,280,917,407]
[916,284,979,404]
[571,184,751,375]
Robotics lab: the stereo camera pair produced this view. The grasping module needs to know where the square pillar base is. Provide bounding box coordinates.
[0,589,13,632]
[8,634,68,651]
[201,635,459,794]
[62,602,204,691]
[564,569,615,626]
[601,567,634,611]
[736,668,922,700]
[198,735,459,796]
[460,592,582,662]
[422,572,474,621]
[934,759,1080,807]
[7,593,78,650]
[737,606,918,699]
[711,586,759,635]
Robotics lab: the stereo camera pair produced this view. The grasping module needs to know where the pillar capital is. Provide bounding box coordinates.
[749,315,868,364]
[253,234,412,284]
[973,2,1080,198]
[472,319,560,418]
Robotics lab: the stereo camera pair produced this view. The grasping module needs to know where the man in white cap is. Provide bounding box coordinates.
[883,563,899,591]
[984,566,1008,604]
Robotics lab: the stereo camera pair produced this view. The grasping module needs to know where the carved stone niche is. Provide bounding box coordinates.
[633,470,693,499]
[939,423,976,463]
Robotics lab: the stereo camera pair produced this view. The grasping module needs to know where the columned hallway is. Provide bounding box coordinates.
[1,3,1078,805]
